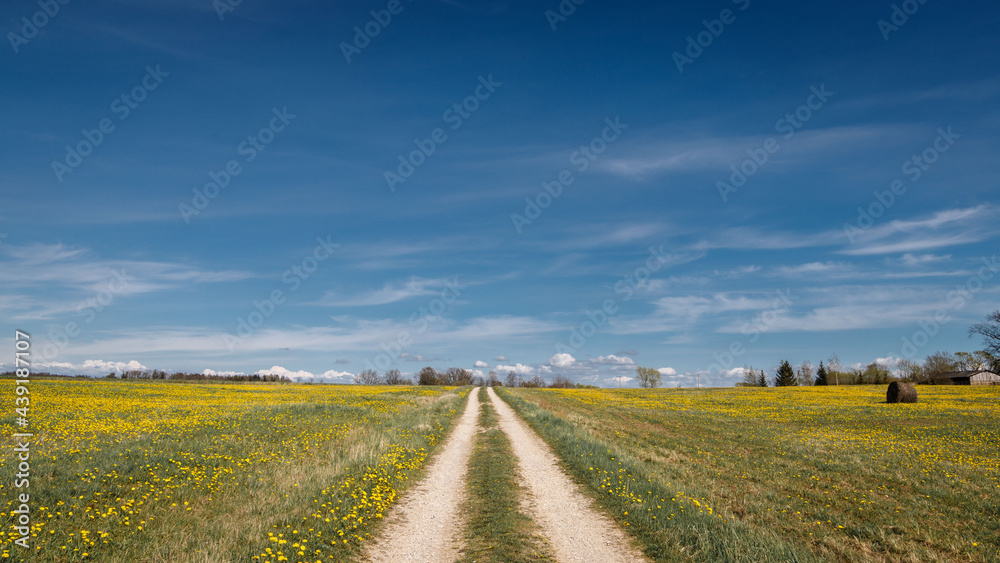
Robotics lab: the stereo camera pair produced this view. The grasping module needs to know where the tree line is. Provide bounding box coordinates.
[354,367,596,389]
[105,370,294,382]
[737,348,997,388]
[737,310,1000,387]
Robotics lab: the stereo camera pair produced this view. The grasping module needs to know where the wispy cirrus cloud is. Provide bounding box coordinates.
[599,125,914,178]
[841,205,996,256]
[308,277,457,307]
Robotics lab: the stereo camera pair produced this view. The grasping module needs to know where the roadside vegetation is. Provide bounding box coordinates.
[500,385,1000,562]
[457,388,552,562]
[497,387,819,562]
[498,385,999,562]
[0,379,468,562]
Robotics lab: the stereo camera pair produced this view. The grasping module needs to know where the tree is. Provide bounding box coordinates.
[635,366,662,389]
[827,353,842,385]
[774,360,796,387]
[896,358,923,382]
[796,361,814,386]
[504,370,522,387]
[384,369,409,385]
[860,362,890,385]
[522,374,546,388]
[487,370,501,387]
[814,361,828,386]
[974,350,1000,373]
[354,369,382,385]
[924,351,958,378]
[969,310,1000,357]
[738,366,759,387]
[106,372,117,379]
[550,375,574,388]
[418,366,439,386]
[439,367,473,386]
[756,369,768,387]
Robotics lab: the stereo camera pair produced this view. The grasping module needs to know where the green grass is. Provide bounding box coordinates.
[497,385,1000,563]
[0,380,470,562]
[457,388,552,563]
[496,387,822,563]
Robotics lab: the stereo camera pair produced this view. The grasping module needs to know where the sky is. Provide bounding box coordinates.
[1,0,998,387]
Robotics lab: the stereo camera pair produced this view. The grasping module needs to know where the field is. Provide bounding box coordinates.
[500,385,1000,562]
[3,380,998,562]
[0,379,468,562]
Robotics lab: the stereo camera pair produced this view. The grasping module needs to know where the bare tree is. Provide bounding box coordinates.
[827,353,842,385]
[924,351,958,378]
[738,365,758,387]
[635,366,662,389]
[384,369,409,385]
[796,361,813,386]
[523,374,546,388]
[418,366,439,385]
[354,369,382,385]
[970,310,1000,358]
[504,370,522,387]
[456,368,475,386]
[549,375,575,388]
[487,370,501,387]
[896,358,924,382]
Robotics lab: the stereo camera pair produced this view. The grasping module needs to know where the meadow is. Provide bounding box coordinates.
[500,385,1000,562]
[0,379,468,562]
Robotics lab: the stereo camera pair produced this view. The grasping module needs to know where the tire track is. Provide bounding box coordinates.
[365,388,480,563]
[486,387,648,563]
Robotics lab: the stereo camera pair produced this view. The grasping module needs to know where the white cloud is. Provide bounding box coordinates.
[841,205,996,256]
[474,360,489,368]
[776,261,845,276]
[897,253,951,266]
[203,368,245,377]
[600,125,910,178]
[606,376,633,386]
[652,294,777,320]
[874,356,900,370]
[61,315,561,358]
[308,277,455,307]
[494,355,508,362]
[496,363,535,375]
[548,353,577,368]
[588,355,635,366]
[36,359,148,376]
[255,365,316,380]
[657,367,677,376]
[321,370,354,381]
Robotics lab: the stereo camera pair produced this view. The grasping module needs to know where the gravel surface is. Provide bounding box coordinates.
[365,389,480,563]
[487,387,649,563]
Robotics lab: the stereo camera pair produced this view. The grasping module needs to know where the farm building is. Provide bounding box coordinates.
[933,370,1000,385]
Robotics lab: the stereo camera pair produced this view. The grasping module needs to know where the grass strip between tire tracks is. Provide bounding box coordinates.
[458,388,553,562]
[495,388,820,563]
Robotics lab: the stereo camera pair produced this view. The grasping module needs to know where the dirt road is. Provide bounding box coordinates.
[365,388,480,563]
[487,387,648,563]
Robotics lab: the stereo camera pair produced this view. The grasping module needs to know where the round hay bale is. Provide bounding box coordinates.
[887,381,917,403]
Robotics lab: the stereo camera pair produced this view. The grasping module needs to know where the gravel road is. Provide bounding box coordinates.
[365,388,480,563]
[487,387,648,563]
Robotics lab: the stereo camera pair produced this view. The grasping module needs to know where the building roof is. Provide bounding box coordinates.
[937,370,1000,379]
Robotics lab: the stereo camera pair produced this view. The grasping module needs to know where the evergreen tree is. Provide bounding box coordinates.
[757,369,768,387]
[814,361,828,386]
[774,360,797,387]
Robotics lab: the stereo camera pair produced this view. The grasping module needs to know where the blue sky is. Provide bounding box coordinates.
[2,0,998,386]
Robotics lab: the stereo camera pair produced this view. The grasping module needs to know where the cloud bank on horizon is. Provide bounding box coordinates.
[2,0,998,387]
